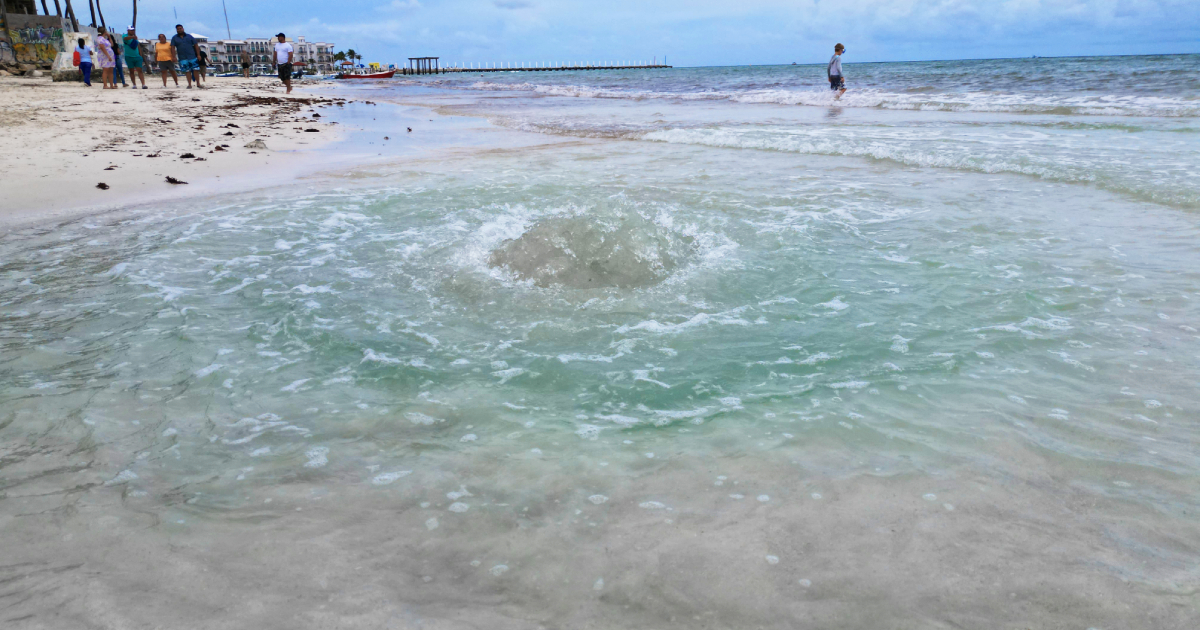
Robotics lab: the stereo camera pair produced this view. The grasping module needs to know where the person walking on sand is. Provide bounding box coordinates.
[273,33,294,94]
[197,46,209,86]
[241,48,251,78]
[171,25,203,89]
[96,32,117,89]
[75,38,94,87]
[123,27,148,89]
[155,34,179,87]
[828,43,847,100]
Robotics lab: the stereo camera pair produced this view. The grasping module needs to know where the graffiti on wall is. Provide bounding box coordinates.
[6,26,65,65]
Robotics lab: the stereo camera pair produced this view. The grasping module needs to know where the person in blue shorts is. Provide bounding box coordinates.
[828,43,847,100]
[170,24,203,89]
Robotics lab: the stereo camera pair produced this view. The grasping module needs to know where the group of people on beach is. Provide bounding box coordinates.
[72,26,295,93]
[73,24,205,89]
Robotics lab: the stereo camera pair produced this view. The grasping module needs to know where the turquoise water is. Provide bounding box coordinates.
[3,58,1200,628]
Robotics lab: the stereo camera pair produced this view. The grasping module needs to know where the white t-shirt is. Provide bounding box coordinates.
[828,54,843,77]
[274,42,293,65]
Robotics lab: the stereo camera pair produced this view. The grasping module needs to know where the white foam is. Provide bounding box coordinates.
[280,378,310,393]
[575,424,601,440]
[304,447,329,468]
[104,470,138,486]
[194,363,223,378]
[815,297,849,311]
[372,470,412,485]
[406,412,442,425]
[361,348,403,364]
[447,486,473,500]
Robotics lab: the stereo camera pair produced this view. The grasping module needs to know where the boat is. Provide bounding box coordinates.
[336,69,396,79]
[336,62,396,80]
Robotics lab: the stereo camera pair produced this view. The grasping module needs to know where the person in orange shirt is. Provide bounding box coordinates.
[155,34,179,88]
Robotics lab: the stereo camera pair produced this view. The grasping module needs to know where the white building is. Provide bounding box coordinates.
[199,36,335,75]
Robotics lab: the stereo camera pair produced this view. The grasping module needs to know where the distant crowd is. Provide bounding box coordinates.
[72,25,297,93]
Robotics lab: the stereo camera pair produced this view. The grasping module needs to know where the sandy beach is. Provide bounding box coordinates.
[0,75,346,230]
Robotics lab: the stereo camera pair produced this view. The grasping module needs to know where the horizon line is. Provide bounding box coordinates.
[670,50,1199,69]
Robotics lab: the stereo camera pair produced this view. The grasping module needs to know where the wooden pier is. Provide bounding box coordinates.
[400,58,671,75]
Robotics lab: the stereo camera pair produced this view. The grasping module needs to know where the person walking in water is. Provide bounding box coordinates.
[155,34,179,87]
[273,33,294,94]
[828,43,847,100]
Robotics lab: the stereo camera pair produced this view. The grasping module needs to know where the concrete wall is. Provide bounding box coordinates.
[2,14,69,67]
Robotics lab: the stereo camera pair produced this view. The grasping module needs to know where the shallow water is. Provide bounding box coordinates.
[3,58,1200,628]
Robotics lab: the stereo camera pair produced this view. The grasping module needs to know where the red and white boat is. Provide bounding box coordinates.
[336,63,395,80]
[336,69,396,79]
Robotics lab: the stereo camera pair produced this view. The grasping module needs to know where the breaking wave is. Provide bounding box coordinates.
[460,81,1200,118]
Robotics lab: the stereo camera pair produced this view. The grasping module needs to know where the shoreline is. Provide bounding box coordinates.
[0,76,352,232]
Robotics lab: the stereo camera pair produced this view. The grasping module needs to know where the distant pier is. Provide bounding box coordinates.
[403,57,671,75]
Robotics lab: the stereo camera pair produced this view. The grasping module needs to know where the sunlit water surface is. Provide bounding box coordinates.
[3,57,1200,629]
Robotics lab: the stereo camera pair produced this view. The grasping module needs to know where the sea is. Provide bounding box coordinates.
[2,55,1199,628]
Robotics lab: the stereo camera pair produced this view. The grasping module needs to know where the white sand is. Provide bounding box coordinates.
[0,75,344,230]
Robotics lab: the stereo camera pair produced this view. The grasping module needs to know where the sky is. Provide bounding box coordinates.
[103,1,1197,66]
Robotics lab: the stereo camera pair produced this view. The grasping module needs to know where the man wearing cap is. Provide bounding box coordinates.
[828,43,847,99]
[273,33,294,94]
[170,24,203,89]
[123,27,148,89]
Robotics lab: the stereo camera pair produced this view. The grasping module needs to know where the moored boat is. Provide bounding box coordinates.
[336,69,396,79]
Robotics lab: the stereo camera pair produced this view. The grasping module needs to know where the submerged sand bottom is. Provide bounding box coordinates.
[4,442,1196,629]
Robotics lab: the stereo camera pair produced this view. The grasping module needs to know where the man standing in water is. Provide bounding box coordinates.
[273,33,294,94]
[828,43,847,99]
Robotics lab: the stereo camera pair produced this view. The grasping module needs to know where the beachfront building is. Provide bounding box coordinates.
[199,36,335,75]
[292,36,336,74]
[202,39,248,74]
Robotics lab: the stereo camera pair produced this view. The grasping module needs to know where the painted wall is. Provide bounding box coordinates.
[8,25,65,64]
[2,14,67,66]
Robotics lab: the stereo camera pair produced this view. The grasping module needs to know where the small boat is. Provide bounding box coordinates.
[336,70,396,79]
